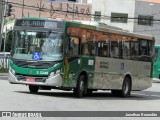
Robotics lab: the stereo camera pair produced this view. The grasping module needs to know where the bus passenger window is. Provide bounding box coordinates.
[122,42,130,59]
[130,42,139,60]
[82,42,95,56]
[140,40,148,55]
[139,40,151,62]
[97,42,109,57]
[83,44,89,55]
[110,41,119,58]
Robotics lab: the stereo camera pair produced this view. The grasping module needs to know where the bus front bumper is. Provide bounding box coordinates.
[8,70,63,87]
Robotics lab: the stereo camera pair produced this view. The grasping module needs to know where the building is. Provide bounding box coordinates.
[6,0,91,21]
[91,0,160,44]
[48,0,89,4]
[3,0,92,30]
[1,0,92,51]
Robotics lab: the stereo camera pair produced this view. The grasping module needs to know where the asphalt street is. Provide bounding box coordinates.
[0,76,160,120]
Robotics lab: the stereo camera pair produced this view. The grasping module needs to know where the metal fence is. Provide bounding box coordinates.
[0,52,10,73]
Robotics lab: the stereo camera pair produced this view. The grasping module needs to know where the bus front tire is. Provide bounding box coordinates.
[74,75,87,98]
[29,85,39,93]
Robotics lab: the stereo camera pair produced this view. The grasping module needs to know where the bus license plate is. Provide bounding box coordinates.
[26,78,35,82]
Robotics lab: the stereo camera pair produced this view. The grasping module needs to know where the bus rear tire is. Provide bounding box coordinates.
[120,77,131,97]
[74,75,87,98]
[29,85,39,93]
[111,77,131,97]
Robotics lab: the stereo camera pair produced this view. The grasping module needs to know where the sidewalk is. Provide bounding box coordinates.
[0,73,8,76]
[0,73,8,80]
[153,78,160,83]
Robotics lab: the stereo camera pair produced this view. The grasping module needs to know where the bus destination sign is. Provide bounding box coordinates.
[15,20,63,29]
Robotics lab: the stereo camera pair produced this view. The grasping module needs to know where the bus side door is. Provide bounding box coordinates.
[63,37,81,87]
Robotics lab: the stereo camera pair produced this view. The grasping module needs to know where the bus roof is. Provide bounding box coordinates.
[65,19,154,41]
[98,26,154,41]
[16,17,154,41]
[17,17,55,21]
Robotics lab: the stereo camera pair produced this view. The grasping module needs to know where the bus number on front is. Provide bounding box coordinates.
[38,71,48,75]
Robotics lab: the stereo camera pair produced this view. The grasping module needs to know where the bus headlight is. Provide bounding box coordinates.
[49,69,60,78]
[10,67,15,75]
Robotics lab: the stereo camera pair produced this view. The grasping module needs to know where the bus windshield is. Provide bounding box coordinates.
[12,30,63,61]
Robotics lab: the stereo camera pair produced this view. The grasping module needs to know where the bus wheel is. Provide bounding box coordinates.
[74,75,87,98]
[120,77,131,97]
[29,85,39,93]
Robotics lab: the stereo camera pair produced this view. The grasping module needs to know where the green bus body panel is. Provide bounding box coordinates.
[9,60,62,76]
[62,56,95,88]
[153,45,160,79]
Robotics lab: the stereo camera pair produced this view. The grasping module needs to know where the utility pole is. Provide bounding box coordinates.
[0,0,10,52]
[0,0,7,51]
[22,0,24,17]
[0,0,3,51]
[3,25,7,52]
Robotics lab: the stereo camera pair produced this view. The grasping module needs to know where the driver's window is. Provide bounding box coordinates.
[66,36,80,57]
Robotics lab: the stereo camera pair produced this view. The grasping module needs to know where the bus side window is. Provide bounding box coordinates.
[82,42,95,56]
[66,36,80,57]
[122,42,130,59]
[130,42,139,60]
[82,43,89,55]
[139,40,151,62]
[97,42,109,57]
[110,41,119,58]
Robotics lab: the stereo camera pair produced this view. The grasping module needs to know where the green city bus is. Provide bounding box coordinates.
[8,17,155,97]
[153,45,160,79]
